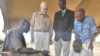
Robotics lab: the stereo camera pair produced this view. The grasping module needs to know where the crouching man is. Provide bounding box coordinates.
[69,39,91,56]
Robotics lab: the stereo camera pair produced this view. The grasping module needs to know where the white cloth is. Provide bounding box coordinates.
[0,8,4,32]
[61,9,66,17]
[55,39,70,56]
[68,48,91,56]
[34,32,50,51]
[0,8,5,41]
[83,43,93,56]
[61,9,66,15]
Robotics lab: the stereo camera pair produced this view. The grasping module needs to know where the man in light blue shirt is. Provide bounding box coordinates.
[74,8,97,56]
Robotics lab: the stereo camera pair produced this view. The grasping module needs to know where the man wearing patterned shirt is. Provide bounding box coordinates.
[74,8,97,56]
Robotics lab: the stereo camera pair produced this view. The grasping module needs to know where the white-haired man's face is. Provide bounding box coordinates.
[40,2,48,15]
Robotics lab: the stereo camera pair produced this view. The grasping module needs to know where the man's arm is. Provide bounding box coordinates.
[17,47,41,54]
[49,19,53,45]
[30,27,34,43]
[30,13,36,43]
[53,13,58,33]
[17,47,50,56]
[88,17,97,50]
[67,11,74,32]
[88,33,96,50]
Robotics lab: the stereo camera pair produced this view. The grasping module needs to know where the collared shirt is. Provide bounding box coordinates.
[61,8,67,17]
[30,12,51,31]
[62,9,66,14]
[69,49,91,56]
[74,16,97,43]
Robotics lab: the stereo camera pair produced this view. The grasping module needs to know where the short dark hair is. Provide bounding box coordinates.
[73,39,82,45]
[59,0,66,4]
[19,19,30,27]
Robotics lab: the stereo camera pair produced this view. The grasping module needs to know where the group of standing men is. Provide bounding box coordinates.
[53,0,97,56]
[1,0,97,56]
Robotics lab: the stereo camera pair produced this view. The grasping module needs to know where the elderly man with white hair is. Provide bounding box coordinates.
[30,1,52,51]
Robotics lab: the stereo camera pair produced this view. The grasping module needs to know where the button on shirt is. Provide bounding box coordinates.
[30,12,51,31]
[74,16,97,43]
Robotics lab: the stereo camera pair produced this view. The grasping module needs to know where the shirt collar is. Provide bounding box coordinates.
[39,11,47,16]
[62,8,67,14]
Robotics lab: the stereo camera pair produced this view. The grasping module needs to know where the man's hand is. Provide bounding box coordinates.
[6,52,12,56]
[88,43,93,50]
[42,50,50,56]
[88,33,96,50]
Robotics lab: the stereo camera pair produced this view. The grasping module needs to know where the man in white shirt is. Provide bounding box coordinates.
[69,39,91,56]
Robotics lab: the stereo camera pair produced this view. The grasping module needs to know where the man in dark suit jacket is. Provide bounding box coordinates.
[53,0,74,56]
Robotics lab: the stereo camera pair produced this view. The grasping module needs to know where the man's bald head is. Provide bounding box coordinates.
[77,8,85,13]
[40,1,48,8]
[76,8,85,22]
[40,1,48,14]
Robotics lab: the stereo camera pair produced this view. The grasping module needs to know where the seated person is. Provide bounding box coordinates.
[2,19,49,56]
[68,39,91,56]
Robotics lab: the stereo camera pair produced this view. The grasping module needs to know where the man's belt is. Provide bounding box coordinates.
[34,30,49,32]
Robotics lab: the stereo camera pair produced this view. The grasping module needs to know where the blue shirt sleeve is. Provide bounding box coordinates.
[90,17,97,34]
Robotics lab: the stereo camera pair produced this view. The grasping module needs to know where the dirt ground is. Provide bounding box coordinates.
[0,42,99,56]
[49,44,100,56]
[27,42,100,56]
